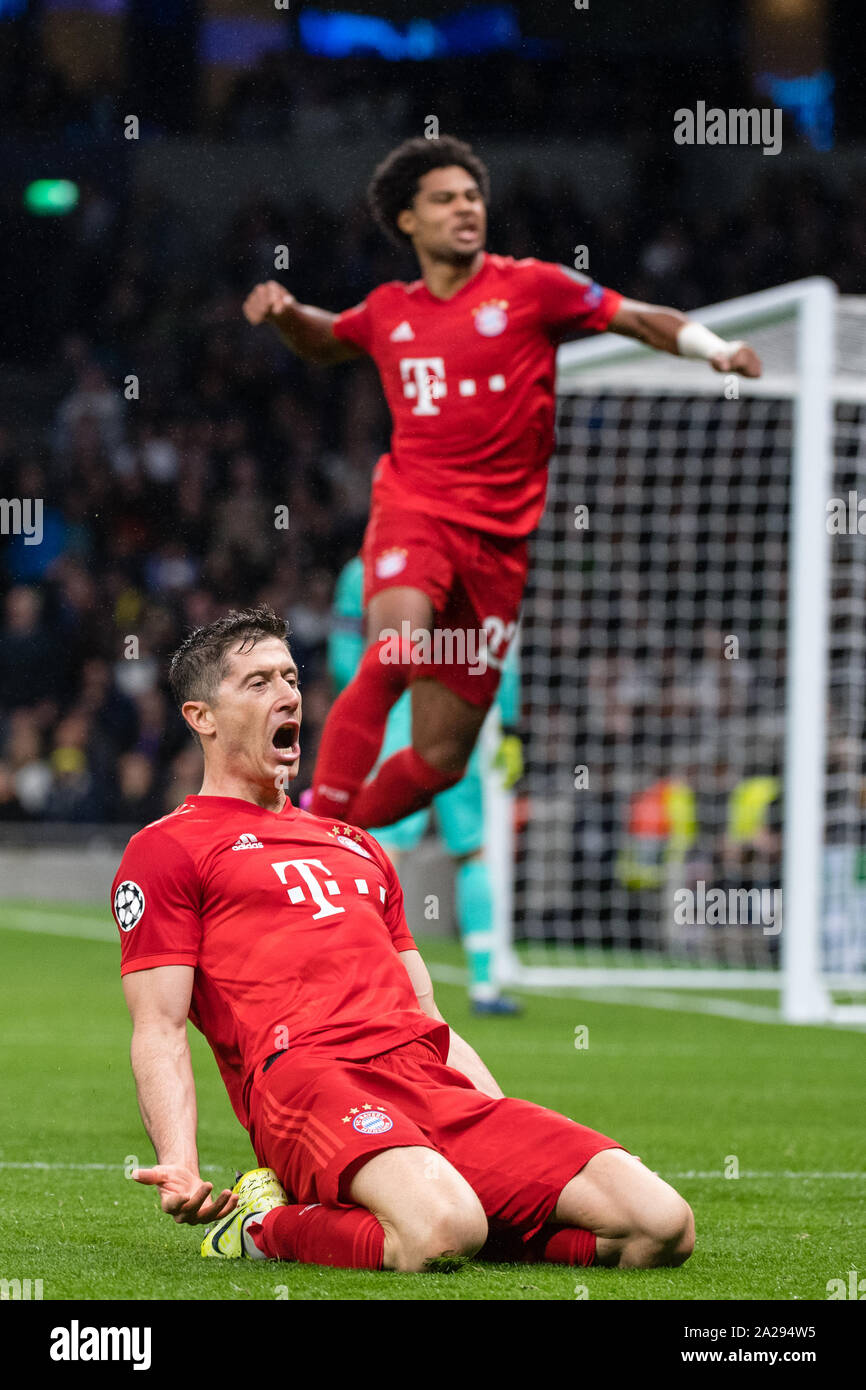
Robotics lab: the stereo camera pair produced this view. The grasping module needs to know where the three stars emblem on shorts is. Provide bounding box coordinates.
[341,1102,393,1134]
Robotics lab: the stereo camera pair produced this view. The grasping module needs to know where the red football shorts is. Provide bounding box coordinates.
[247,1036,627,1243]
[360,489,529,707]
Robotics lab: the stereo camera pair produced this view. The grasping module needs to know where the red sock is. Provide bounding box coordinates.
[310,640,410,820]
[349,746,462,828]
[248,1203,385,1269]
[523,1225,596,1267]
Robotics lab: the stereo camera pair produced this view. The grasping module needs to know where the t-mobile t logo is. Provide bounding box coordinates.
[400,357,446,415]
[271,858,346,920]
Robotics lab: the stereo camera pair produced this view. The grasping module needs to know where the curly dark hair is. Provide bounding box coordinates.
[169,604,290,742]
[367,135,490,247]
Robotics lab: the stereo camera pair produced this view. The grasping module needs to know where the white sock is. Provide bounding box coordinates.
[241,1213,268,1259]
[471,984,498,1003]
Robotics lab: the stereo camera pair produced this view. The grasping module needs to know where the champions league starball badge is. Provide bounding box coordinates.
[114,881,145,932]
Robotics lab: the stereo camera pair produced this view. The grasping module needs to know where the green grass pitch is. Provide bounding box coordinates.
[1,899,863,1301]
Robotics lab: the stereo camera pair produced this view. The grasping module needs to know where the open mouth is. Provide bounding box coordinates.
[272,721,300,758]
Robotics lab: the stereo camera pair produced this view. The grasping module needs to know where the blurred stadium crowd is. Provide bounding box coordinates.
[0,47,862,826]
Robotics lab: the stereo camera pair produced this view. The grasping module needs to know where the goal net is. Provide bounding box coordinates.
[487,279,866,1024]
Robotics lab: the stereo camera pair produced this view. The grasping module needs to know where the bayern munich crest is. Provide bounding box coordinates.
[353,1109,393,1135]
[473,301,508,336]
[374,547,408,579]
[114,880,145,932]
[335,834,373,860]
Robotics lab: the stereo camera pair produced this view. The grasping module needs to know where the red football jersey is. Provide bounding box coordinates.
[333,253,622,537]
[111,795,448,1127]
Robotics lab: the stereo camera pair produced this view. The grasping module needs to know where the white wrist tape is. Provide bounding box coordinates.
[677,322,743,361]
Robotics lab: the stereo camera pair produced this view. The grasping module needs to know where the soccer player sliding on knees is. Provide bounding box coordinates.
[115,607,694,1272]
[243,136,762,830]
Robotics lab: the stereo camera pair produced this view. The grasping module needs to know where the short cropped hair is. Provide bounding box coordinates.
[367,135,490,247]
[168,604,290,743]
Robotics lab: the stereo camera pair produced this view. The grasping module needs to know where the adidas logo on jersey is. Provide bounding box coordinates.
[232,832,264,851]
[389,320,414,342]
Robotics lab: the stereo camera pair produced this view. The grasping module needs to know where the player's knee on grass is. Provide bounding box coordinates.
[398,1194,489,1272]
[650,1194,695,1266]
[557,1149,694,1269]
[624,1190,695,1269]
[381,1171,488,1272]
[350,1146,488,1272]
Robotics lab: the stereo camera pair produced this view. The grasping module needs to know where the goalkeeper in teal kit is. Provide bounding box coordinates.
[329,556,522,1015]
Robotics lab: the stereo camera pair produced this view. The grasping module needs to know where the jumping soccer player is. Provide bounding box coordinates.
[243,136,762,829]
[113,607,694,1272]
[329,553,523,1015]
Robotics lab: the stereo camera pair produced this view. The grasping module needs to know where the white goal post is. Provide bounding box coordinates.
[484,278,866,1024]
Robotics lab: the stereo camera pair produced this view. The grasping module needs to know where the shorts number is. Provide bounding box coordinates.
[482,615,516,671]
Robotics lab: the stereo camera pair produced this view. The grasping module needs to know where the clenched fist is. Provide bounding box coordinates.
[709,343,762,378]
[243,280,296,327]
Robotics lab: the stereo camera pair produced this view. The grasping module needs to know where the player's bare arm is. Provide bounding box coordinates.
[242,280,361,365]
[609,298,762,377]
[122,963,237,1225]
[399,948,504,1099]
